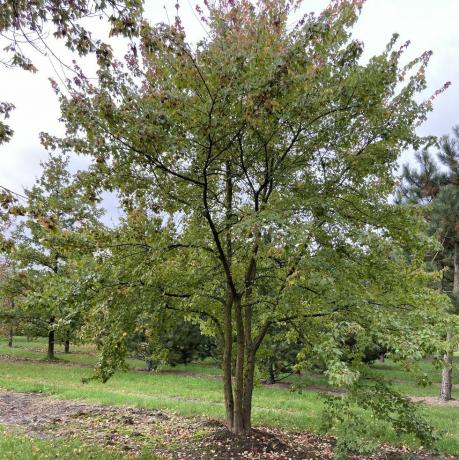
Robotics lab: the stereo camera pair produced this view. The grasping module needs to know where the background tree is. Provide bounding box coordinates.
[3,154,103,359]
[128,314,217,371]
[44,0,448,437]
[0,0,142,70]
[0,0,143,197]
[257,329,303,384]
[0,256,25,347]
[399,127,459,401]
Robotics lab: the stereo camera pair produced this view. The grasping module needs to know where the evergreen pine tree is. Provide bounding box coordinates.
[399,127,459,401]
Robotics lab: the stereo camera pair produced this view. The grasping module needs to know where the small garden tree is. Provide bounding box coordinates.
[44,0,448,436]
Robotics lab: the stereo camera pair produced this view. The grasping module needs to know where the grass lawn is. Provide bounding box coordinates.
[0,337,458,458]
[0,336,146,369]
[0,424,126,460]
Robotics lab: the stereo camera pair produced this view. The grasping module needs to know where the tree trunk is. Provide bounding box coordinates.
[222,163,236,430]
[220,162,261,435]
[440,334,453,401]
[233,296,246,435]
[145,359,153,372]
[242,350,255,431]
[64,339,70,354]
[379,352,385,363]
[47,316,56,360]
[441,241,459,401]
[455,240,459,294]
[8,327,13,347]
[222,295,256,435]
[268,359,276,384]
[223,297,235,430]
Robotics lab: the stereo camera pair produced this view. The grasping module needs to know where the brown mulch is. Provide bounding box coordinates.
[0,391,456,459]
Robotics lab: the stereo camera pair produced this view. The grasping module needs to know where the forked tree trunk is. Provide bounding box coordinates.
[47,316,56,360]
[223,341,257,434]
[221,292,262,435]
[219,162,264,435]
[64,339,70,354]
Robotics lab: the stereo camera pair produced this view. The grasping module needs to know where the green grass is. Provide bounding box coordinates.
[0,425,124,460]
[371,354,459,396]
[282,354,459,398]
[0,337,458,457]
[0,336,145,369]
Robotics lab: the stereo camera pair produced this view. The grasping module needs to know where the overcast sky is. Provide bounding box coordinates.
[0,0,457,217]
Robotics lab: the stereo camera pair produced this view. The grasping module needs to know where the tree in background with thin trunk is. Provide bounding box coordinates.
[1,154,104,360]
[399,127,459,401]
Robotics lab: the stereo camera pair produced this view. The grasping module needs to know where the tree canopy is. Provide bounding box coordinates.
[35,0,450,437]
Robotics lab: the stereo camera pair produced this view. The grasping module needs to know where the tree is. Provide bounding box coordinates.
[44,0,448,436]
[399,128,459,401]
[128,315,217,371]
[257,328,303,384]
[0,220,29,345]
[2,154,103,359]
[0,257,23,346]
[0,0,143,182]
[0,0,142,70]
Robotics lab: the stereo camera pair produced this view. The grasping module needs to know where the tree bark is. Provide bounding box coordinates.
[455,240,459,294]
[64,339,70,354]
[222,297,234,430]
[220,161,262,435]
[47,316,56,360]
[222,162,237,431]
[233,295,246,435]
[440,334,453,401]
[440,240,459,401]
[242,349,255,431]
[242,286,255,432]
[145,359,154,372]
[268,360,276,384]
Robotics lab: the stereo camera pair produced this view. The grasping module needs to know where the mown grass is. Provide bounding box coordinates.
[0,336,145,369]
[0,337,458,457]
[0,425,125,460]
